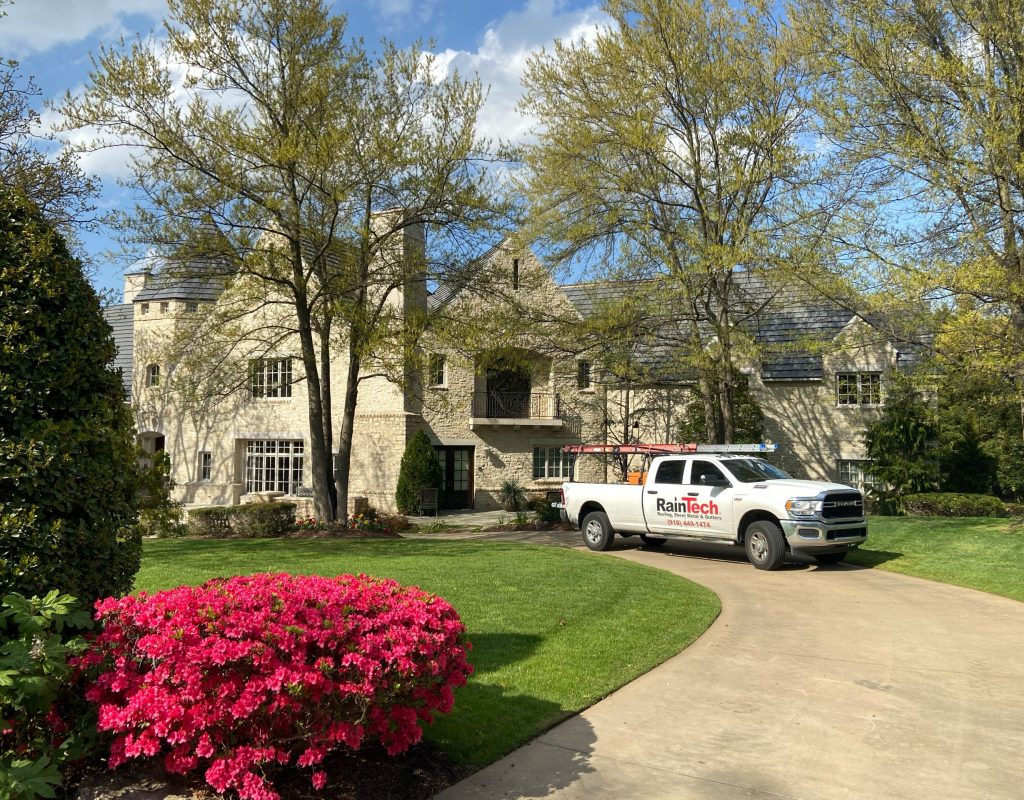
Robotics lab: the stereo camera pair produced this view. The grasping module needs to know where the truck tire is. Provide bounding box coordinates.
[640,535,667,547]
[744,520,786,570]
[815,550,848,565]
[582,511,615,551]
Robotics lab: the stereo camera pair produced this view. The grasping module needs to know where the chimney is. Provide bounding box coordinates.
[123,267,152,304]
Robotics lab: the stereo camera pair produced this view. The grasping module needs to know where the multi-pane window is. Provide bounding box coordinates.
[838,460,880,492]
[532,446,576,479]
[146,364,160,387]
[428,354,446,387]
[199,451,212,481]
[159,301,169,313]
[250,357,293,398]
[836,372,881,405]
[577,360,592,390]
[245,440,304,494]
[185,301,199,313]
[140,303,150,315]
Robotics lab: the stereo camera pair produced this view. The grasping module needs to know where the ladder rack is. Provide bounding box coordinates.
[562,442,777,455]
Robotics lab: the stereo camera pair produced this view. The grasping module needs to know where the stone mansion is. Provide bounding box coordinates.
[104,226,912,513]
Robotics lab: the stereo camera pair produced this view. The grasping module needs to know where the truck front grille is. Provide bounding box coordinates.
[821,492,864,519]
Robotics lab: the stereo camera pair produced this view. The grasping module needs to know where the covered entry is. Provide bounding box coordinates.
[435,446,474,509]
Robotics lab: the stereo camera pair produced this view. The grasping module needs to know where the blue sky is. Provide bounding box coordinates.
[0,0,608,297]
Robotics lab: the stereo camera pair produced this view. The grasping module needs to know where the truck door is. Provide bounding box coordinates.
[677,459,734,540]
[641,458,687,535]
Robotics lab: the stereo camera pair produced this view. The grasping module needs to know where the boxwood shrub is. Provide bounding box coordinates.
[902,492,1007,518]
[187,503,296,537]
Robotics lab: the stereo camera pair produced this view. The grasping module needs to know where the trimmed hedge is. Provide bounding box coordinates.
[902,493,1007,518]
[187,503,296,537]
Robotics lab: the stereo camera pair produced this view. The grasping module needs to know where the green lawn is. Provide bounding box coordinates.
[137,538,719,766]
[848,516,1024,601]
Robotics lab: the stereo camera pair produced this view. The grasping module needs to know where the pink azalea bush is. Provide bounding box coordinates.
[74,573,472,800]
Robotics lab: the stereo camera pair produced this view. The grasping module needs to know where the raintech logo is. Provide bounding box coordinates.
[657,497,719,515]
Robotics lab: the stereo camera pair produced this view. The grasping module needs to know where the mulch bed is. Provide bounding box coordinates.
[74,742,470,799]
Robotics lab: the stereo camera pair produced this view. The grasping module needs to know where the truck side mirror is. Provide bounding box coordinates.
[700,474,731,488]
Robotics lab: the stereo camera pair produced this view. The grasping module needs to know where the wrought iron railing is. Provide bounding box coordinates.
[472,391,560,420]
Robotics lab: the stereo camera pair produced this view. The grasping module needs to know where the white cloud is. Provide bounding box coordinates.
[433,0,609,146]
[0,0,166,56]
[369,0,438,27]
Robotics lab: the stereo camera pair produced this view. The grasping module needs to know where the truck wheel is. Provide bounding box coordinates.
[582,511,615,551]
[640,535,667,547]
[744,520,786,570]
[815,550,848,565]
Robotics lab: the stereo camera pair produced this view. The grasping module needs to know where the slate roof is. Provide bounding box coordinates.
[103,303,134,400]
[132,263,229,303]
[562,273,868,382]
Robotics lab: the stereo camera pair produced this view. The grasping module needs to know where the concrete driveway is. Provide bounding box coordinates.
[436,537,1024,800]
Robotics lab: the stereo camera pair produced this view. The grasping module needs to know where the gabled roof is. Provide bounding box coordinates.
[102,303,134,399]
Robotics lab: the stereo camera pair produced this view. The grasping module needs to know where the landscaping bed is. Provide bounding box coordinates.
[131,537,719,794]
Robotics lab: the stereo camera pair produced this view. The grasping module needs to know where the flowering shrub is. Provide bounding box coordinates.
[76,573,472,800]
[349,508,387,532]
[293,516,320,531]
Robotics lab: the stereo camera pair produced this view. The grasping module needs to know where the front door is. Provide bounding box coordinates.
[435,446,474,509]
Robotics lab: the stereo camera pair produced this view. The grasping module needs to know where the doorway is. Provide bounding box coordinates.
[435,446,474,509]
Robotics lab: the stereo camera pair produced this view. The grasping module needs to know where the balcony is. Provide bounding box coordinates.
[471,391,563,428]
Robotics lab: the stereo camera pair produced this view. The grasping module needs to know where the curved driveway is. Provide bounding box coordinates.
[436,537,1024,800]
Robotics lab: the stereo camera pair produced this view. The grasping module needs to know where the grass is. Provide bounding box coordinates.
[137,538,719,766]
[847,516,1024,602]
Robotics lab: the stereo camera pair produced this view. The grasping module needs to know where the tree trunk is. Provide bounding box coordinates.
[334,338,362,523]
[318,321,337,518]
[290,245,334,522]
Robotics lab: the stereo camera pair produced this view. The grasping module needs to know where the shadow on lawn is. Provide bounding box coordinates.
[845,548,904,568]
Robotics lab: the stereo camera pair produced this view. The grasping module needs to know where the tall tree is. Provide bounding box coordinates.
[519,0,821,442]
[59,0,497,520]
[0,2,97,231]
[796,0,1024,431]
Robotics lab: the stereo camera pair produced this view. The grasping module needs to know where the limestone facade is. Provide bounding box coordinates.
[106,238,905,513]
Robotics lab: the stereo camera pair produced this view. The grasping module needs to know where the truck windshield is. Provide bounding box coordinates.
[722,458,790,483]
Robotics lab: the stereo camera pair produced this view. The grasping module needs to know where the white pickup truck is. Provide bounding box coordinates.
[559,450,867,570]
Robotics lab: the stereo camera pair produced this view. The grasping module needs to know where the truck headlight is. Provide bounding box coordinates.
[786,498,822,517]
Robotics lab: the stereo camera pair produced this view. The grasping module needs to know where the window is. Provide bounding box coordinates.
[250,357,293,398]
[140,303,150,315]
[512,258,520,290]
[245,440,304,494]
[687,460,728,486]
[838,460,880,492]
[836,372,881,405]
[199,451,212,481]
[159,301,169,313]
[185,301,199,313]
[427,354,446,387]
[653,460,685,484]
[532,446,576,479]
[577,360,592,390]
[146,364,160,387]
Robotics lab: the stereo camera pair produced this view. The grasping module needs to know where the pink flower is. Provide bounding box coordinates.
[78,572,472,800]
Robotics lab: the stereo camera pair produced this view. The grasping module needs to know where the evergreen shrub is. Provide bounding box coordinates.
[0,190,140,609]
[186,504,296,537]
[395,430,442,514]
[902,493,1007,518]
